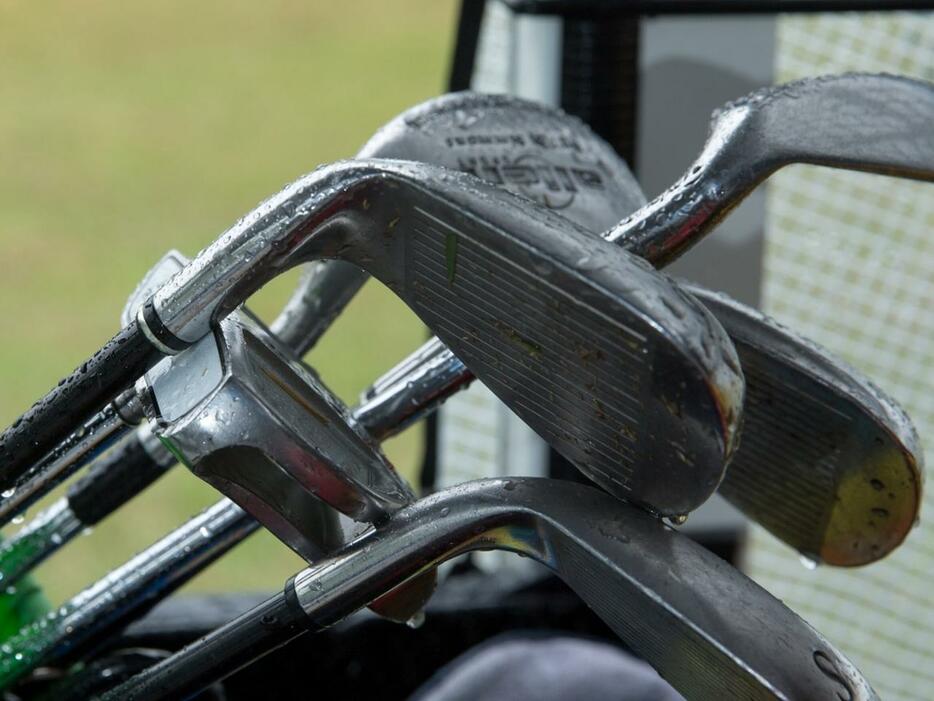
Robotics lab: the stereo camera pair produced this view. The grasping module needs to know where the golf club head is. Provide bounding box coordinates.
[607,72,934,265]
[335,91,923,564]
[130,252,434,624]
[144,160,745,516]
[687,285,924,565]
[132,254,411,556]
[271,91,644,356]
[141,317,350,562]
[114,479,878,701]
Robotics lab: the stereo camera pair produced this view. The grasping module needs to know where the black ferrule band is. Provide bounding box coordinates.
[142,298,190,352]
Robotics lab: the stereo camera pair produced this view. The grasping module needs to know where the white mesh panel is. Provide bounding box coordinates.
[746,12,934,701]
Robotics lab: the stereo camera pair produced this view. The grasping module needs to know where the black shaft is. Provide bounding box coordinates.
[104,585,309,701]
[447,0,486,91]
[0,321,160,491]
[68,431,174,525]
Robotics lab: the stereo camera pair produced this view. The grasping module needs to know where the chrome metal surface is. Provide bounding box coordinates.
[354,337,467,441]
[605,73,934,266]
[286,478,878,701]
[146,314,412,562]
[687,284,924,565]
[0,499,257,691]
[146,159,744,516]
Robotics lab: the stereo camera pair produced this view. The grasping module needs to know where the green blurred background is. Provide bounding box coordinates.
[0,1,458,602]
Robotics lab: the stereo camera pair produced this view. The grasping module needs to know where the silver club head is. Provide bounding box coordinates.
[103,479,880,701]
[271,91,645,356]
[144,316,415,560]
[291,478,880,700]
[145,160,745,516]
[606,72,934,266]
[687,285,924,565]
[136,255,412,561]
[331,90,923,564]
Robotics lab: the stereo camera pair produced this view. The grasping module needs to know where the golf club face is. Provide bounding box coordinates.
[606,72,934,266]
[147,160,743,515]
[688,285,924,565]
[290,478,878,701]
[272,90,646,356]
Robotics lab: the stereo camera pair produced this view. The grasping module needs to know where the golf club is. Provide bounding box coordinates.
[12,157,742,518]
[275,88,924,563]
[104,478,880,701]
[606,72,934,264]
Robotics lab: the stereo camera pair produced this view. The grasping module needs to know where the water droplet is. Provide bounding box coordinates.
[502,480,516,491]
[668,514,688,526]
[199,526,211,538]
[405,611,426,629]
[1,489,14,499]
[440,507,450,517]
[799,555,819,570]
[11,516,23,525]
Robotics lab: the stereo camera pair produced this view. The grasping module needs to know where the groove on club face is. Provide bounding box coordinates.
[146,160,743,516]
[606,73,934,266]
[272,91,645,357]
[690,286,924,566]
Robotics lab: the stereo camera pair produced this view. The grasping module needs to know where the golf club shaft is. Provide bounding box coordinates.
[0,406,130,528]
[0,428,174,585]
[0,321,159,493]
[0,499,257,691]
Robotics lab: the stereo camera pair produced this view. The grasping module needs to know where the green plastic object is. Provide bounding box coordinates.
[0,541,49,641]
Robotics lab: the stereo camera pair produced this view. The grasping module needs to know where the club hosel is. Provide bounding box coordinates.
[602,111,766,268]
[142,163,423,349]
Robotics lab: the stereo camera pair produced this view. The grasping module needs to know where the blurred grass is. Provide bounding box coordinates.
[0,1,458,602]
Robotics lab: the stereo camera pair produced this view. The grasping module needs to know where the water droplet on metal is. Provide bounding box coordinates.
[406,611,426,629]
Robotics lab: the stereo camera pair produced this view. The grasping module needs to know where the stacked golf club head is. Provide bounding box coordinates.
[0,72,930,700]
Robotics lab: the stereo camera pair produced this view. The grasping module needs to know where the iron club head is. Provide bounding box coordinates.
[142,159,744,516]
